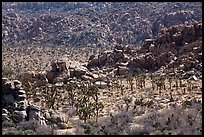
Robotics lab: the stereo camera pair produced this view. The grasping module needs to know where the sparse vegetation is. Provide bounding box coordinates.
[2,2,202,135]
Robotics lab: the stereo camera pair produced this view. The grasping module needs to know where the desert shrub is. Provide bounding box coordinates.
[2,119,17,128]
[5,128,36,135]
[83,120,97,134]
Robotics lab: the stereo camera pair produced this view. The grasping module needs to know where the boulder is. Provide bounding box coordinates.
[27,105,41,121]
[2,108,9,114]
[116,66,129,76]
[145,53,156,69]
[123,45,133,54]
[17,89,26,95]
[74,66,88,78]
[12,110,27,123]
[160,43,171,54]
[181,70,197,79]
[2,77,9,85]
[115,45,124,50]
[54,128,78,135]
[157,52,175,67]
[13,80,22,90]
[188,75,198,81]
[34,78,49,87]
[46,71,55,83]
[2,94,15,105]
[16,94,27,102]
[94,81,108,89]
[98,53,108,67]
[81,75,93,81]
[51,60,68,72]
[133,55,148,69]
[91,73,99,80]
[3,81,15,92]
[111,49,124,62]
[21,71,35,80]
[34,71,47,79]
[149,44,157,55]
[87,55,99,68]
[53,77,65,84]
[172,33,182,43]
[16,100,28,111]
[179,43,192,54]
[2,113,10,121]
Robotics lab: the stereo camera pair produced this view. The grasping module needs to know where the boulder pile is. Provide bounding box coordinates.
[2,78,43,123]
[19,59,107,85]
[87,21,202,79]
[2,77,70,129]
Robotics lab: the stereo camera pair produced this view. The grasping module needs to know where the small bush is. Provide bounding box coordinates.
[2,119,16,128]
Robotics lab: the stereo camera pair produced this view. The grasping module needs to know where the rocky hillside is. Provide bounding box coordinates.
[87,21,202,79]
[2,2,202,47]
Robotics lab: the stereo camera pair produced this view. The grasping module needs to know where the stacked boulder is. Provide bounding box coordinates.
[46,60,70,84]
[2,78,44,124]
[2,78,28,123]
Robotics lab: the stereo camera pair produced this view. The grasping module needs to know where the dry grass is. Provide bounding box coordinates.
[2,44,202,135]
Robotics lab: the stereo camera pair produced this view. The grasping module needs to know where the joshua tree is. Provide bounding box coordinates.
[150,75,156,90]
[123,96,133,111]
[168,76,173,89]
[187,80,192,92]
[93,101,104,123]
[169,90,174,102]
[48,85,58,109]
[74,82,104,123]
[65,82,78,107]
[120,85,125,95]
[175,78,178,90]
[154,74,166,95]
[134,95,144,107]
[183,87,186,94]
[140,73,146,88]
[136,76,144,89]
[42,84,58,109]
[127,75,134,91]
[75,95,92,123]
[178,76,183,88]
[119,76,123,85]
[22,81,33,99]
[89,85,104,123]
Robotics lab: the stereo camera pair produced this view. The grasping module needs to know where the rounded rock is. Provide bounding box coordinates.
[17,90,26,95]
[12,110,27,123]
[16,100,28,111]
[2,113,10,121]
[16,94,27,101]
[2,94,15,105]
[2,108,9,114]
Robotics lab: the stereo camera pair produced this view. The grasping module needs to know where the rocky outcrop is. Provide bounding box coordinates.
[88,21,202,78]
[87,45,133,69]
[20,71,48,87]
[2,77,47,125]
